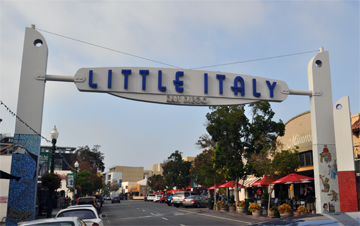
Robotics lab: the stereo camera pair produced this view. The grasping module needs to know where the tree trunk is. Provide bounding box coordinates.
[234,177,239,206]
[214,177,217,208]
[268,185,275,217]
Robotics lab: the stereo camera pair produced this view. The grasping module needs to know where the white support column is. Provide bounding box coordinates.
[308,50,340,213]
[333,96,358,211]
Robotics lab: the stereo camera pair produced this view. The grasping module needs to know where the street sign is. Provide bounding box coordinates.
[74,67,289,106]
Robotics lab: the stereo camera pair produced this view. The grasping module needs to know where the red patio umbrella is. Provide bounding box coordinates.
[273,173,314,184]
[208,183,223,190]
[185,185,191,190]
[218,181,244,188]
[251,176,275,187]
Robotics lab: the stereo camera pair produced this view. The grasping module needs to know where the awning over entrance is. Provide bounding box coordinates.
[239,175,262,187]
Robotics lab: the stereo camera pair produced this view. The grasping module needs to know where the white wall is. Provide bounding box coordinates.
[0,156,12,221]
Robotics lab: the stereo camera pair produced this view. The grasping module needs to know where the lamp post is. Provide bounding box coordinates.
[47,126,59,218]
[73,161,79,205]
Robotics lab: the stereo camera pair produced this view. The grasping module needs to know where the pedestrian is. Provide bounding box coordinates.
[221,192,225,201]
[304,185,315,214]
[60,195,65,208]
[168,194,173,206]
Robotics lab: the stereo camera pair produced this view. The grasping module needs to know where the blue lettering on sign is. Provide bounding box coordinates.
[173,71,184,93]
[122,69,132,89]
[216,74,226,94]
[158,70,166,92]
[266,80,277,97]
[252,78,261,97]
[108,70,112,88]
[89,70,97,88]
[204,73,208,94]
[231,76,245,96]
[139,70,149,90]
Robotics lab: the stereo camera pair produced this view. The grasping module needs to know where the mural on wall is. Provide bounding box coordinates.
[6,134,40,224]
[317,144,340,213]
[320,145,332,163]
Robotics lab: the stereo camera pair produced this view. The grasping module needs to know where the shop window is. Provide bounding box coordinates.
[299,151,313,167]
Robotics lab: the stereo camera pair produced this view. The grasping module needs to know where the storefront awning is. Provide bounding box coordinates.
[238,175,262,187]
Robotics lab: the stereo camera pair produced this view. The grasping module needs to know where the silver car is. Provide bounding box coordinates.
[172,191,197,207]
[183,195,208,208]
[56,206,104,226]
[18,217,86,226]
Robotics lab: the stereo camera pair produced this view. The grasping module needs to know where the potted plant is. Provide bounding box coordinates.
[218,201,229,212]
[237,200,246,213]
[248,202,262,216]
[297,206,308,215]
[216,201,220,211]
[228,203,236,212]
[278,203,293,217]
[269,206,280,218]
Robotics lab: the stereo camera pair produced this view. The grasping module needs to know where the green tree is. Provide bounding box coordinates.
[71,145,105,172]
[190,149,224,204]
[77,170,94,196]
[147,174,166,192]
[162,150,192,189]
[41,173,61,192]
[92,173,103,192]
[206,102,285,206]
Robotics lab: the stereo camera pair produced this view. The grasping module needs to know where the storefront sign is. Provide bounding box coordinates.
[75,68,289,106]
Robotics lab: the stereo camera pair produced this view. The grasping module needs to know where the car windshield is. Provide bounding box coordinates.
[57,210,97,219]
[186,196,196,199]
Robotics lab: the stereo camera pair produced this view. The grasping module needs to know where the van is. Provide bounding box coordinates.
[172,191,197,207]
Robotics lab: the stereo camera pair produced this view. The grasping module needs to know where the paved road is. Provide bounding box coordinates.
[101,200,266,225]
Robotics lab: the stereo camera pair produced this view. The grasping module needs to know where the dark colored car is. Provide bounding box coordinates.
[93,194,104,207]
[111,196,121,203]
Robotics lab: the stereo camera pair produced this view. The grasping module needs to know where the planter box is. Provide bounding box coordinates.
[294,211,301,216]
[280,211,293,218]
[237,206,245,213]
[252,209,262,217]
[220,206,229,212]
[229,206,236,212]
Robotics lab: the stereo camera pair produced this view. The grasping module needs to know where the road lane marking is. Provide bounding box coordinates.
[162,217,168,220]
[142,210,145,211]
[176,209,252,225]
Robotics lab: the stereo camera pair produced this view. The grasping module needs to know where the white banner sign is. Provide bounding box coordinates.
[75,67,289,106]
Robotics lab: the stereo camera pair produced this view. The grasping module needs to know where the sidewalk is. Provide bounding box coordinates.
[35,208,61,220]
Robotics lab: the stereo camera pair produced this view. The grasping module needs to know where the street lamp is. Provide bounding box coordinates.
[50,126,59,174]
[47,126,59,218]
[73,161,79,205]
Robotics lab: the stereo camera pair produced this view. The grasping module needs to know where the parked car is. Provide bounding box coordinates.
[77,196,101,213]
[182,195,208,208]
[18,217,86,226]
[160,194,169,203]
[146,194,156,202]
[111,196,121,203]
[172,191,197,207]
[153,195,162,202]
[105,196,111,201]
[56,206,104,226]
[93,195,104,207]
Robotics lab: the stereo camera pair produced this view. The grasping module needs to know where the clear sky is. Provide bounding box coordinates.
[1,1,359,172]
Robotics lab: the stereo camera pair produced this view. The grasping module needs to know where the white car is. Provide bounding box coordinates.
[18,217,86,226]
[146,194,156,202]
[56,206,104,226]
[153,195,161,202]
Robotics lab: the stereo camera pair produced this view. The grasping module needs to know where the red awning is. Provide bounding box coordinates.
[251,176,275,187]
[185,185,191,190]
[218,181,244,188]
[273,173,314,184]
[208,183,223,190]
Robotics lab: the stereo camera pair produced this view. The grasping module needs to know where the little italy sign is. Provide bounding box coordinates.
[74,67,289,106]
